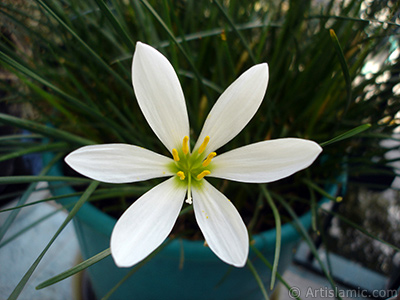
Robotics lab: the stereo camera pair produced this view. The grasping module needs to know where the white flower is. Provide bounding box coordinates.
[65,42,322,268]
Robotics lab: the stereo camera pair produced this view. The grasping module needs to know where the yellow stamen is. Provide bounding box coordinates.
[182,136,189,155]
[198,136,210,154]
[177,171,185,180]
[197,170,210,180]
[202,152,217,167]
[172,148,180,161]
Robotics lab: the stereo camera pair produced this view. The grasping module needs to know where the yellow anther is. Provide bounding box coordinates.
[172,148,180,161]
[177,171,185,180]
[182,136,189,155]
[197,170,210,180]
[202,152,217,167]
[198,136,210,154]
[220,29,227,41]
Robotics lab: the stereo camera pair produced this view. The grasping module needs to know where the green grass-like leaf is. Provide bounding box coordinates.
[101,238,174,300]
[0,175,91,185]
[0,142,68,162]
[0,153,63,242]
[0,209,61,248]
[250,245,302,300]
[320,208,400,253]
[139,0,211,101]
[246,259,270,300]
[7,181,99,300]
[274,193,342,300]
[35,0,132,93]
[329,29,352,117]
[0,113,95,146]
[260,185,281,291]
[320,124,372,147]
[36,248,111,289]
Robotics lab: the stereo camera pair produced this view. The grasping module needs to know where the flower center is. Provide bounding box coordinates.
[170,136,216,204]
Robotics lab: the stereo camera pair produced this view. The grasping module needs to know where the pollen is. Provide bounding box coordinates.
[182,136,189,155]
[172,148,180,161]
[177,171,185,180]
[202,152,217,167]
[197,170,211,180]
[198,136,210,154]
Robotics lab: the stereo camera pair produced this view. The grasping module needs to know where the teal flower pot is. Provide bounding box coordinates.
[45,153,339,299]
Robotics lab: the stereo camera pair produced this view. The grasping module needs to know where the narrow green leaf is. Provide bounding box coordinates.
[309,14,400,27]
[111,19,280,65]
[0,51,102,121]
[0,113,96,146]
[260,185,281,290]
[105,100,137,142]
[7,181,99,300]
[329,29,352,116]
[0,194,76,213]
[0,53,133,143]
[139,0,211,101]
[0,186,149,213]
[92,0,135,50]
[36,248,111,289]
[0,52,135,142]
[178,70,224,94]
[250,245,302,300]
[101,238,174,300]
[302,179,342,202]
[273,194,342,300]
[0,176,91,185]
[0,209,61,248]
[35,0,132,93]
[0,184,37,243]
[161,0,179,68]
[20,76,76,121]
[0,142,68,162]
[320,208,400,252]
[212,0,257,64]
[320,123,371,147]
[0,153,63,242]
[0,134,42,142]
[247,194,264,233]
[310,187,317,232]
[246,259,270,300]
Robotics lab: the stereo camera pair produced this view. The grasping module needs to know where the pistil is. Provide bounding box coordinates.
[186,174,193,204]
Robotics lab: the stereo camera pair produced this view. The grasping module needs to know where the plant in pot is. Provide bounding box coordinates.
[0,0,399,299]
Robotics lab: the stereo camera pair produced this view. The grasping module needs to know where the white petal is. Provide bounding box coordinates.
[132,42,190,152]
[211,138,322,183]
[110,177,186,267]
[194,63,269,154]
[192,180,249,267]
[65,144,173,183]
